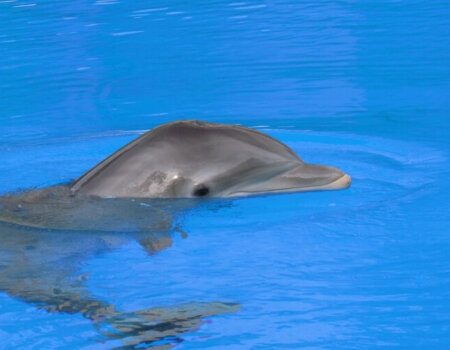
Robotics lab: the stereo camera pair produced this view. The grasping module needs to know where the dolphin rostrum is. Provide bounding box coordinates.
[71,120,351,198]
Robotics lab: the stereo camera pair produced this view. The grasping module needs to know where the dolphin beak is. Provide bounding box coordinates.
[226,163,351,197]
[329,172,352,189]
[226,163,352,197]
[289,163,352,191]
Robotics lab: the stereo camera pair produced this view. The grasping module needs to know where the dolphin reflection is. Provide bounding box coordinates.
[0,187,238,348]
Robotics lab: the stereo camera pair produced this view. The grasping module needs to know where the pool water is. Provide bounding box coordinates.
[0,1,449,349]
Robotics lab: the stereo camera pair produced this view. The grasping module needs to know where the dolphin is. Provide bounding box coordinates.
[0,120,350,347]
[71,120,351,198]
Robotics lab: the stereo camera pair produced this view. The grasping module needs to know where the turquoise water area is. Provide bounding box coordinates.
[0,0,449,349]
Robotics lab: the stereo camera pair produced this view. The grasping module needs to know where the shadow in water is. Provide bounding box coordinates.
[0,186,239,349]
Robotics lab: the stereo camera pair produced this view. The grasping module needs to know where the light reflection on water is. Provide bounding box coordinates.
[0,0,449,348]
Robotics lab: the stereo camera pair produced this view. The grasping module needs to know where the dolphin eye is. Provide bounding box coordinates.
[192,185,209,197]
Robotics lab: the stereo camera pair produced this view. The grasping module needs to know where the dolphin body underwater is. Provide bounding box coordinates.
[0,120,350,348]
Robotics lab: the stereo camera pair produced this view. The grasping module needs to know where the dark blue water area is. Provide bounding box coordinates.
[0,0,449,349]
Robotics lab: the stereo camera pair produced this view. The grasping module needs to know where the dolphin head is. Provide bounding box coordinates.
[71,120,351,198]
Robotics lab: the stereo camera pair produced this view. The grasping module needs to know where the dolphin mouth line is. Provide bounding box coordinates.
[227,174,352,197]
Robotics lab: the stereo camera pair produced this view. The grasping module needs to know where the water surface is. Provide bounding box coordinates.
[0,0,449,349]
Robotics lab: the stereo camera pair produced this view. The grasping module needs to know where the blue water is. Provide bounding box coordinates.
[0,0,449,349]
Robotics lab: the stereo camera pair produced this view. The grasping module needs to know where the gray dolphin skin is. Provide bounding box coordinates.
[71,120,351,198]
[0,120,350,347]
